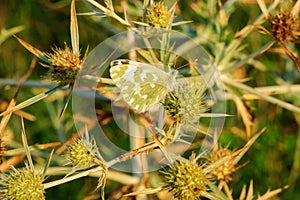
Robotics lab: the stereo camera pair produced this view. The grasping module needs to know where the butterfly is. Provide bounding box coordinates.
[110,59,177,113]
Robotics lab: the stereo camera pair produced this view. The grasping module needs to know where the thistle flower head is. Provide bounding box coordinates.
[146,1,171,28]
[44,42,83,86]
[65,131,102,169]
[163,82,207,123]
[206,147,238,182]
[162,153,209,200]
[0,164,45,200]
[269,11,300,42]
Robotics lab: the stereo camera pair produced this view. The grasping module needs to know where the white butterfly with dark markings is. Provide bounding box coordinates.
[110,59,177,112]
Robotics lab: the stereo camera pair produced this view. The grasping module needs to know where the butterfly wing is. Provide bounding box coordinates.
[110,60,172,112]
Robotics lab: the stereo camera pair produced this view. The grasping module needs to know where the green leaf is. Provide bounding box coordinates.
[0,26,24,45]
[0,85,62,117]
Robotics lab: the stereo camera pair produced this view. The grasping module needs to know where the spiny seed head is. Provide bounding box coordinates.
[269,11,300,42]
[65,134,101,169]
[162,154,209,200]
[0,165,45,200]
[207,148,237,182]
[163,82,207,123]
[146,1,171,28]
[44,43,82,86]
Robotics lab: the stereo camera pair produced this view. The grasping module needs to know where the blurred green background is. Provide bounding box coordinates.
[0,0,300,199]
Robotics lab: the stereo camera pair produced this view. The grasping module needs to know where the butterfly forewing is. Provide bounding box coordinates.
[110,59,175,112]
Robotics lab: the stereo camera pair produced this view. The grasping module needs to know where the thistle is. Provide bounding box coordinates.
[0,164,45,200]
[42,43,85,86]
[64,130,107,199]
[65,130,103,169]
[269,11,300,43]
[256,0,300,72]
[163,82,207,123]
[206,147,239,182]
[161,154,209,200]
[146,1,171,28]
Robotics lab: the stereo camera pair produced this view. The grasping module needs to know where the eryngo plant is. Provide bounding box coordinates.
[0,0,297,199]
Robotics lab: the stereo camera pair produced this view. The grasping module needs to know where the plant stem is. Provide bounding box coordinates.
[222,40,275,73]
[222,75,300,114]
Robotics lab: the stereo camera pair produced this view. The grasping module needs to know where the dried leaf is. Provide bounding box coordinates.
[232,92,253,138]
[233,128,265,165]
[14,36,49,63]
[245,179,253,200]
[70,0,80,56]
[123,187,162,196]
[171,20,193,27]
[257,185,288,200]
[239,184,247,200]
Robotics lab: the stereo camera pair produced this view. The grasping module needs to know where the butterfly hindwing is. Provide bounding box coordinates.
[125,83,169,112]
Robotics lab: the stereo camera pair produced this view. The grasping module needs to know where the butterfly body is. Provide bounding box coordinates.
[110,59,177,112]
